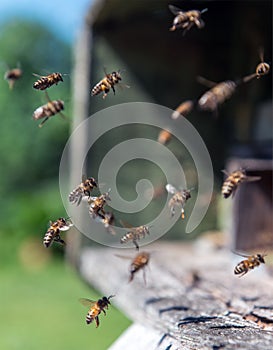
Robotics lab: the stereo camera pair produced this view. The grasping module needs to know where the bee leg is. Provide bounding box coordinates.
[143,269,147,286]
[129,272,134,283]
[111,86,116,95]
[76,195,82,206]
[54,235,66,246]
[95,317,100,328]
[102,309,106,315]
[133,240,139,251]
[38,117,49,128]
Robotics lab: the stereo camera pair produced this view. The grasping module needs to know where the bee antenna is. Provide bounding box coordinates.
[108,295,115,300]
[201,8,208,14]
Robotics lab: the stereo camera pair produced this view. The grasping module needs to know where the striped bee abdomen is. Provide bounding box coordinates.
[43,229,56,248]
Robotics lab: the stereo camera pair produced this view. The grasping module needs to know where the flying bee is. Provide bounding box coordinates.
[171,100,194,120]
[158,129,172,145]
[4,66,23,89]
[32,91,66,127]
[166,184,192,219]
[221,169,261,198]
[169,5,208,35]
[95,212,116,235]
[116,252,150,284]
[88,191,111,220]
[256,48,270,78]
[120,220,150,250]
[234,252,266,277]
[197,76,238,113]
[43,217,73,248]
[69,175,97,206]
[91,68,126,98]
[33,72,63,90]
[79,295,114,327]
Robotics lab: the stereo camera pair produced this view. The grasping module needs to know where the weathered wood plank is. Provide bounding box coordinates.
[79,241,273,349]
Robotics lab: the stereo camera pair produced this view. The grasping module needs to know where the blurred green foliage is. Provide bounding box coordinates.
[0,20,72,262]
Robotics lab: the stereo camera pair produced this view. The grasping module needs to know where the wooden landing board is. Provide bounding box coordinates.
[79,241,273,349]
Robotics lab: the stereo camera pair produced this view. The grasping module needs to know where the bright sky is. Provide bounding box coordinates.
[0,0,93,43]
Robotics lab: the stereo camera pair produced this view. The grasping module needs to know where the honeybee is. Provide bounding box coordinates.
[129,252,150,283]
[116,252,150,283]
[79,295,114,327]
[91,69,124,98]
[158,129,172,145]
[33,72,63,90]
[88,191,111,219]
[197,76,237,113]
[43,217,73,248]
[96,212,116,235]
[169,5,208,35]
[171,100,194,120]
[69,175,97,206]
[32,91,65,127]
[256,48,270,78]
[221,169,261,198]
[166,184,192,219]
[120,221,150,250]
[234,252,266,277]
[4,66,23,89]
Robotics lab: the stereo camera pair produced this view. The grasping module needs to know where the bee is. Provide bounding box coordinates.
[96,212,116,235]
[32,91,65,127]
[129,252,150,283]
[69,175,97,206]
[171,100,194,120]
[43,217,73,248]
[79,295,114,327]
[158,129,172,145]
[256,48,270,78]
[4,66,23,89]
[197,76,237,113]
[33,72,63,90]
[165,184,192,219]
[169,5,208,35]
[116,252,150,284]
[120,221,150,250]
[221,169,261,198]
[88,191,111,220]
[234,252,266,277]
[91,69,123,99]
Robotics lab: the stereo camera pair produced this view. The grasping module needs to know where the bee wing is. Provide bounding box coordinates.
[197,76,217,88]
[81,174,87,182]
[168,4,183,15]
[221,169,230,177]
[258,47,265,62]
[232,250,250,258]
[120,219,134,229]
[165,184,177,194]
[32,72,44,78]
[244,175,261,183]
[115,254,132,260]
[79,298,96,307]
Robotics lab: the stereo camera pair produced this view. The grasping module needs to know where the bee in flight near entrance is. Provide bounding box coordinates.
[116,252,150,284]
[197,76,238,113]
[88,191,111,220]
[158,129,172,145]
[95,211,116,235]
[32,91,66,127]
[221,169,261,198]
[69,175,97,206]
[43,217,73,248]
[79,295,114,327]
[91,68,128,99]
[171,100,194,120]
[4,65,23,89]
[233,252,266,277]
[120,220,150,250]
[166,184,192,219]
[242,48,271,83]
[33,72,64,90]
[169,5,208,35]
